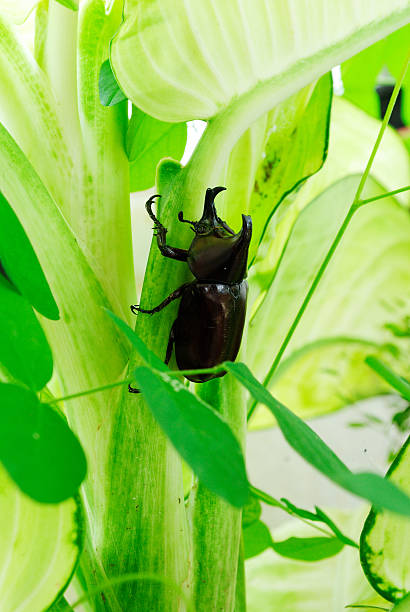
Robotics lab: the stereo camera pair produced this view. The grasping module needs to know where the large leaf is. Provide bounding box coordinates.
[250,96,409,304]
[0,465,82,612]
[110,1,410,123]
[246,509,389,612]
[222,73,332,264]
[227,362,410,517]
[0,275,53,390]
[0,384,87,503]
[248,175,410,427]
[360,437,410,603]
[127,106,187,191]
[0,191,59,319]
[107,311,249,508]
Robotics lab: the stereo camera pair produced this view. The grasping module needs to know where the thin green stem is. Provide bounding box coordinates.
[247,51,410,422]
[352,48,410,207]
[358,185,410,206]
[45,380,130,404]
[249,486,335,539]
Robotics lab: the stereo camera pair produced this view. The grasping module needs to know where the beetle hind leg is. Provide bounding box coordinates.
[128,320,177,396]
[165,320,177,365]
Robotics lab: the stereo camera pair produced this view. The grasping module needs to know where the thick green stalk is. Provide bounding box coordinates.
[186,377,247,611]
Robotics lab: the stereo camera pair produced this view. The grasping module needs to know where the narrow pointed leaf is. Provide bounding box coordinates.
[365,356,410,401]
[0,192,59,320]
[226,362,410,516]
[281,498,358,547]
[0,384,87,503]
[0,276,53,390]
[134,366,249,508]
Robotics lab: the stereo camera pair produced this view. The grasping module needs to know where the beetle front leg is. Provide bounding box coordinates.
[146,195,188,262]
[131,282,191,316]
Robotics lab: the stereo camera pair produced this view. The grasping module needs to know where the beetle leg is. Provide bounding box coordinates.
[165,320,177,365]
[128,320,177,395]
[131,282,191,316]
[146,194,188,262]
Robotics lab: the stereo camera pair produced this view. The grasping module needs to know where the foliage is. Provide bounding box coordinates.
[0,0,409,610]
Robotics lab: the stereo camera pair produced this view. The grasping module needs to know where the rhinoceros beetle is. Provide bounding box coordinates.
[129,186,252,391]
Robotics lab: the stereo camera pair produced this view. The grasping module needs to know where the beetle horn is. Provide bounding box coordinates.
[200,186,226,225]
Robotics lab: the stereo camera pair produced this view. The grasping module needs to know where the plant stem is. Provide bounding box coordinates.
[45,380,131,404]
[247,50,410,422]
[187,376,247,611]
[358,184,410,206]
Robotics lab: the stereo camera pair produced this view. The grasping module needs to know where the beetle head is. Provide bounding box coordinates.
[182,187,252,283]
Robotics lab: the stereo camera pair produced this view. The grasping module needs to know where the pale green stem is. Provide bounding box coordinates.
[247,50,410,422]
[358,184,410,206]
[187,376,247,612]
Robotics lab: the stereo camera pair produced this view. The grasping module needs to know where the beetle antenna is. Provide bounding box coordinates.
[178,211,196,227]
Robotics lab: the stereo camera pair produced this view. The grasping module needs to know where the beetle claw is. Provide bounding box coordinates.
[130,304,140,315]
[146,194,161,206]
[128,383,141,394]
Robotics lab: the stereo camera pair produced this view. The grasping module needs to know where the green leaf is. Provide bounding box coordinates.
[48,599,75,611]
[0,192,59,320]
[127,106,187,191]
[0,275,53,390]
[242,495,262,527]
[133,366,249,508]
[365,356,410,401]
[55,0,78,10]
[281,498,358,548]
[246,73,332,263]
[106,310,249,507]
[98,59,127,106]
[243,520,272,559]
[360,437,410,603]
[391,593,410,611]
[111,0,410,122]
[226,362,410,516]
[272,536,344,562]
[0,465,82,612]
[0,384,87,503]
[106,309,167,370]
